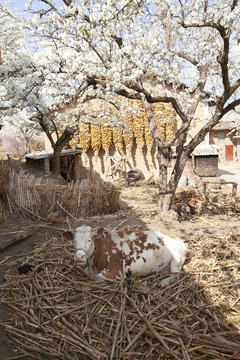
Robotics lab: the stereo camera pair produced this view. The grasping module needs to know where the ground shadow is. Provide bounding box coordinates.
[0,184,240,359]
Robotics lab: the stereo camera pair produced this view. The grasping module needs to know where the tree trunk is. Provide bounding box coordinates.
[157,144,189,213]
[53,146,62,175]
[157,145,175,212]
[52,128,75,175]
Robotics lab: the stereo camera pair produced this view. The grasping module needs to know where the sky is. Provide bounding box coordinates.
[6,0,64,13]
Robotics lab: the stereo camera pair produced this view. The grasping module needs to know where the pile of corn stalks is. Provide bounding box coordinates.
[174,188,240,215]
[6,169,120,221]
[1,230,240,359]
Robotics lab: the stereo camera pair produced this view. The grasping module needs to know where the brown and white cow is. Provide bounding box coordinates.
[63,226,188,287]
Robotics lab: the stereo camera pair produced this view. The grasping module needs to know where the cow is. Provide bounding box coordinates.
[126,169,144,186]
[63,226,188,287]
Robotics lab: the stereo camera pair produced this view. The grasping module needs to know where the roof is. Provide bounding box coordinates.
[26,149,82,160]
[211,121,235,131]
[193,144,219,156]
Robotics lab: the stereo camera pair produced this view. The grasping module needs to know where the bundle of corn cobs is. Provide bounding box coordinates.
[66,100,176,154]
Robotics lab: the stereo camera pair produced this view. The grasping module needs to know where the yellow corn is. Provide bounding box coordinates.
[78,123,91,151]
[91,125,102,153]
[101,125,112,152]
[133,101,145,150]
[113,127,124,152]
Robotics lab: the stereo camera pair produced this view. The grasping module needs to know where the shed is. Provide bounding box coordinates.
[26,149,82,181]
[192,144,219,177]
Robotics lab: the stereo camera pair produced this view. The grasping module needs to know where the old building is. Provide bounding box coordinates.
[209,119,240,162]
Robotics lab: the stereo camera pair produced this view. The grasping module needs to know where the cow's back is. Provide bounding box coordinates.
[92,228,124,277]
[92,228,186,278]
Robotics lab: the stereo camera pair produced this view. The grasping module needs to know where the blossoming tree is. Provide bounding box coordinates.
[1,0,240,212]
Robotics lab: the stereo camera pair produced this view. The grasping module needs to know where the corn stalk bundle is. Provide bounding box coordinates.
[6,169,120,220]
[1,231,240,360]
[174,188,240,215]
[0,160,9,194]
[112,127,124,152]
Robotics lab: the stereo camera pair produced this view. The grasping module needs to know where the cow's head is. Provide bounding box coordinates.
[63,226,95,267]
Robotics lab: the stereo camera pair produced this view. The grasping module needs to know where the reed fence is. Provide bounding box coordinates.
[6,169,120,220]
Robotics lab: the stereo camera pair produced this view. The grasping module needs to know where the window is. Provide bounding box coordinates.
[218,132,225,141]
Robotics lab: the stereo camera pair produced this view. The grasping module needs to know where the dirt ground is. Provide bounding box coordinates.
[1,182,240,359]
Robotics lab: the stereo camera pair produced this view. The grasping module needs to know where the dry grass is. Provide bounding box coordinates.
[6,169,120,220]
[0,161,9,194]
[174,188,240,215]
[0,230,240,360]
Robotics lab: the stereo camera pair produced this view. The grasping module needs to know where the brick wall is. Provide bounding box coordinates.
[194,156,218,177]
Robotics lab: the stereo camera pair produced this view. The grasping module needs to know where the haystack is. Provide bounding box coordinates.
[1,231,240,359]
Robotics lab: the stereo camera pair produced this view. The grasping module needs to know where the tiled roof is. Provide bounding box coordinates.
[193,144,219,156]
[212,121,235,130]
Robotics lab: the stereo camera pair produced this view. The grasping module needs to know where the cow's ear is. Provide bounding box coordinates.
[62,230,74,241]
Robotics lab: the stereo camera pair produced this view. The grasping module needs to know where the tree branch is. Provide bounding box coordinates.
[222,98,240,116]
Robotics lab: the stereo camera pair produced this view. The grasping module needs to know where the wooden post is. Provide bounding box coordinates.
[232,183,237,196]
[44,158,50,175]
[203,181,207,194]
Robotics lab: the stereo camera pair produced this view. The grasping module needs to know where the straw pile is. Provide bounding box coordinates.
[6,169,120,220]
[0,160,9,194]
[1,230,240,359]
[0,160,9,221]
[174,188,240,215]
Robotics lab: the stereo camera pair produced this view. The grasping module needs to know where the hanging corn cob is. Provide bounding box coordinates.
[113,127,124,154]
[152,103,167,141]
[153,103,176,142]
[78,123,91,151]
[76,123,91,167]
[123,102,134,157]
[165,107,176,141]
[143,104,154,154]
[132,100,145,157]
[91,125,102,157]
[69,129,80,149]
[101,124,112,158]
